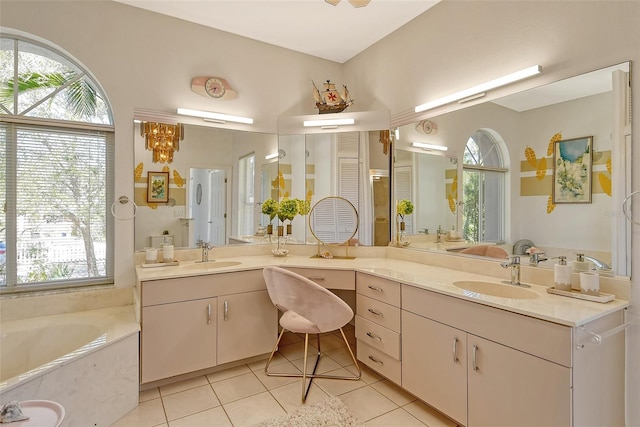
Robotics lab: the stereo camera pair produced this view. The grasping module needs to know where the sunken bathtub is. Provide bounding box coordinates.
[0,306,140,427]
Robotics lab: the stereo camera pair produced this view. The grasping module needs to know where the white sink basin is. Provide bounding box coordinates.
[453,280,539,299]
[183,261,242,270]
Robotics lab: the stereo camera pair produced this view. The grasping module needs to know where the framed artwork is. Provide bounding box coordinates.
[552,136,593,204]
[147,171,169,203]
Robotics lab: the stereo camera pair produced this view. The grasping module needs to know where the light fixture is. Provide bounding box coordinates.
[325,0,371,7]
[411,142,448,151]
[303,118,355,127]
[140,122,184,164]
[265,152,279,160]
[177,108,254,124]
[415,65,542,113]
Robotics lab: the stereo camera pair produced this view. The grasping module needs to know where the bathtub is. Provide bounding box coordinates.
[0,306,140,427]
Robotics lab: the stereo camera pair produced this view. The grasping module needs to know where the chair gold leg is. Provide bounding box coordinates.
[265,328,361,403]
[264,327,286,376]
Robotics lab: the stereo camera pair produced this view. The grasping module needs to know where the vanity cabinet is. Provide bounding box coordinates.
[355,272,402,384]
[141,297,217,384]
[140,269,277,384]
[401,284,625,427]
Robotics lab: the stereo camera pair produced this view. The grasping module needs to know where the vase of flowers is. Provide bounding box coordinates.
[278,199,299,236]
[261,198,279,235]
[396,199,414,246]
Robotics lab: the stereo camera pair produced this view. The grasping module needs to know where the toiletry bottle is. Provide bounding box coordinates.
[571,253,589,272]
[554,256,571,291]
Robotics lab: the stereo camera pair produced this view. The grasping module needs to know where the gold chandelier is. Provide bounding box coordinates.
[325,0,371,7]
[140,122,184,164]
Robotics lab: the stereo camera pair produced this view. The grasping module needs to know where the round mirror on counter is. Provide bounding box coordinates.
[309,196,359,259]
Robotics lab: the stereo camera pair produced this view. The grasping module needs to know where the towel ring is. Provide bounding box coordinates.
[111,195,138,220]
[622,191,640,225]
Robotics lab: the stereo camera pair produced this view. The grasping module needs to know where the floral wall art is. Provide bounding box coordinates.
[552,136,593,204]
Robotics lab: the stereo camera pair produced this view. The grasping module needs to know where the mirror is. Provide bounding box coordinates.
[395,62,631,276]
[309,196,359,245]
[133,123,277,250]
[278,115,391,248]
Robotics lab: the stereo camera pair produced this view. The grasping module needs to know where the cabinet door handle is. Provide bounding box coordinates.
[368,308,383,317]
[452,337,459,363]
[368,355,384,365]
[366,332,382,342]
[223,300,228,321]
[207,303,212,324]
[368,285,383,293]
[472,344,479,371]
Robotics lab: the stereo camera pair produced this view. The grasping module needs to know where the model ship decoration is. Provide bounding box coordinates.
[313,80,354,114]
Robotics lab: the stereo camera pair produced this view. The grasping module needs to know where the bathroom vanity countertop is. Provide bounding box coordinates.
[135,254,628,328]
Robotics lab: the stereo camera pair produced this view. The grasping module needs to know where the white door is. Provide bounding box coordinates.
[208,170,227,246]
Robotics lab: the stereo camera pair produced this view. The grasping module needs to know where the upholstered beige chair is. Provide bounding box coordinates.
[262,266,361,402]
[460,244,509,259]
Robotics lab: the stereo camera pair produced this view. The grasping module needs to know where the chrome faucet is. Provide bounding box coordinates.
[500,256,528,287]
[199,242,213,263]
[529,252,548,266]
[583,255,611,271]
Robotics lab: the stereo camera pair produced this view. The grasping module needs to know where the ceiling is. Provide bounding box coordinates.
[114,0,439,63]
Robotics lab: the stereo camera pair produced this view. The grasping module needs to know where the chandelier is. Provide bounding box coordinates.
[325,0,371,7]
[140,122,184,164]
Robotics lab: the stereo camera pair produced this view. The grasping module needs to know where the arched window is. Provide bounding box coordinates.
[462,129,508,243]
[0,34,114,292]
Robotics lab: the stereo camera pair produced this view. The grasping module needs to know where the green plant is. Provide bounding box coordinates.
[295,198,310,216]
[396,199,414,220]
[261,198,279,222]
[278,199,299,222]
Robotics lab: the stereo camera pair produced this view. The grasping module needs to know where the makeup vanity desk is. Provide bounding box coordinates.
[135,252,629,427]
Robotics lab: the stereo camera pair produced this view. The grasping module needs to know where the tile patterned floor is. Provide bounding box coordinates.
[113,326,458,426]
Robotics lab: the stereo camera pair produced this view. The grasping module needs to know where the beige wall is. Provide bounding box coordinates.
[2,0,639,423]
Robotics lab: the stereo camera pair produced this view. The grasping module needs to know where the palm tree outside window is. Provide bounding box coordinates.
[0,34,114,292]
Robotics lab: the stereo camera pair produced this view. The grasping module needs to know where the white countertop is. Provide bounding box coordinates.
[136,254,628,328]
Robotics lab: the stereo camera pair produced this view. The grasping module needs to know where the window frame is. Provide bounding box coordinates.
[1,34,115,293]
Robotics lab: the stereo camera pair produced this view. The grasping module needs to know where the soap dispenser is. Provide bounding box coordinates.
[554,256,571,291]
[571,253,590,272]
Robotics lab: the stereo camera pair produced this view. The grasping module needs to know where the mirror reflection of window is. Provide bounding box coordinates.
[238,153,255,237]
[463,129,508,243]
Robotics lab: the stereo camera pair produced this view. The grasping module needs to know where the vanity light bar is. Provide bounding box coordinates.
[411,142,448,151]
[303,118,355,127]
[265,152,279,160]
[177,108,254,124]
[415,65,542,113]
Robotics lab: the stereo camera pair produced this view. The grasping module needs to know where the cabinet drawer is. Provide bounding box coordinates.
[357,340,401,385]
[142,269,265,306]
[356,272,401,307]
[356,294,401,333]
[355,315,401,359]
[402,284,572,366]
[286,268,355,290]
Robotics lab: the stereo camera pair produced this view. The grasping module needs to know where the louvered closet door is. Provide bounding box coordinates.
[338,158,359,242]
[394,165,414,235]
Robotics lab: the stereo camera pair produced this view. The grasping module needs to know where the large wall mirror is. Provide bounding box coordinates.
[133,113,391,250]
[133,123,277,250]
[394,62,631,277]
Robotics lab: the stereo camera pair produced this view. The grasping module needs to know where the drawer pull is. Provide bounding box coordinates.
[368,355,384,365]
[472,345,479,372]
[368,308,383,317]
[368,285,383,293]
[366,332,382,342]
[207,303,212,324]
[224,300,229,321]
[452,337,459,363]
[308,276,325,281]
